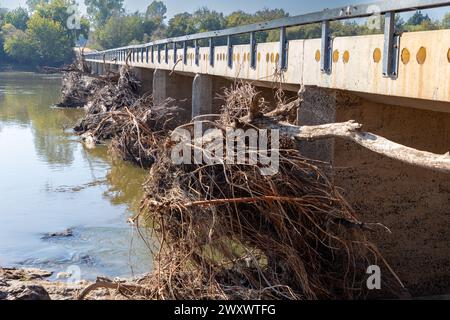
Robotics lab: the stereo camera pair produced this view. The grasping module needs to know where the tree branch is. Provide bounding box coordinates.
[251,117,450,173]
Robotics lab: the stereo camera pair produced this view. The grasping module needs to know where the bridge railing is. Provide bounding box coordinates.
[83,0,450,79]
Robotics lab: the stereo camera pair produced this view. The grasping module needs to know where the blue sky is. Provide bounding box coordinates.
[1,0,448,20]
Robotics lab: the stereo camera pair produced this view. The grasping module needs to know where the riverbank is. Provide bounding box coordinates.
[0,64,41,73]
[0,267,151,300]
[0,267,96,300]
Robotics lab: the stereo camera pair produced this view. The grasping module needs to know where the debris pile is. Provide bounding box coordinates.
[65,65,183,167]
[134,84,404,300]
[60,65,405,300]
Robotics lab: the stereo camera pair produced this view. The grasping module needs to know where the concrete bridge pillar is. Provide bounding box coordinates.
[98,63,104,75]
[90,62,98,75]
[134,67,153,95]
[111,64,119,72]
[192,74,234,119]
[297,86,337,164]
[192,74,213,118]
[153,69,193,120]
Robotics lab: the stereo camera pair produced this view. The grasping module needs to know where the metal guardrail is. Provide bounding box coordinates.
[83,0,450,79]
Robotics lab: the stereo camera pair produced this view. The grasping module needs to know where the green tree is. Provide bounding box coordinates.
[0,11,10,63]
[85,0,124,27]
[407,11,431,26]
[167,12,195,37]
[3,27,36,62]
[441,12,450,28]
[26,0,50,11]
[226,11,253,28]
[252,9,288,42]
[4,7,29,30]
[94,13,144,49]
[35,0,90,42]
[36,0,73,26]
[0,7,8,58]
[253,8,287,22]
[192,7,226,33]
[145,1,166,26]
[26,13,73,65]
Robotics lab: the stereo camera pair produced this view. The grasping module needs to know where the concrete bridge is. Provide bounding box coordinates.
[83,1,450,297]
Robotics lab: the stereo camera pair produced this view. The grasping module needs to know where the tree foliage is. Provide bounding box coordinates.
[85,0,124,27]
[26,0,50,12]
[94,13,154,49]
[3,26,35,62]
[4,7,29,30]
[443,13,450,29]
[407,11,431,26]
[146,1,166,26]
[27,13,73,65]
[1,0,89,66]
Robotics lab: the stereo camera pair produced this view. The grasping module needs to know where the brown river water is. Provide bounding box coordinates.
[0,72,153,280]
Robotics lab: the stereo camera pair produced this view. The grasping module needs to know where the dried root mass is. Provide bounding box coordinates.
[61,65,404,300]
[137,84,404,300]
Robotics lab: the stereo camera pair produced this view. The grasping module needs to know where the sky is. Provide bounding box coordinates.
[0,0,448,21]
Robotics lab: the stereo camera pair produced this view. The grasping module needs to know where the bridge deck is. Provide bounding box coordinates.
[86,30,450,107]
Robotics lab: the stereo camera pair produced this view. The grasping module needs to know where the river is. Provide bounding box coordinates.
[0,72,153,280]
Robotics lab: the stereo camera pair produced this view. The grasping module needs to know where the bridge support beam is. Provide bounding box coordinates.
[134,67,153,95]
[97,63,104,76]
[153,69,193,120]
[192,74,212,118]
[90,62,98,75]
[192,74,234,119]
[297,86,337,164]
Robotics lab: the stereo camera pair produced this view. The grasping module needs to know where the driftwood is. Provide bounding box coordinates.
[78,277,149,300]
[248,116,450,173]
[45,62,120,82]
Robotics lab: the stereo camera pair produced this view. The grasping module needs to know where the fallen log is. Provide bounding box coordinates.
[249,117,450,173]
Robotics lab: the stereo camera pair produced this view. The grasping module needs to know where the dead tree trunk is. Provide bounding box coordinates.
[250,117,450,173]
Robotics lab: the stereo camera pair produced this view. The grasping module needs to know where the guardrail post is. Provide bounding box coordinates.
[382,11,400,79]
[165,44,169,64]
[209,38,214,67]
[321,21,332,74]
[227,36,233,69]
[183,41,188,65]
[279,26,288,70]
[250,31,257,69]
[173,43,178,64]
[146,47,149,63]
[194,39,200,66]
[157,45,161,63]
[151,46,154,63]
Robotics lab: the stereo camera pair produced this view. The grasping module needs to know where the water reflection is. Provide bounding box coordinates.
[0,72,152,280]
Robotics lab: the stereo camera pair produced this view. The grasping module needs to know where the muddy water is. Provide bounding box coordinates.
[0,72,153,280]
